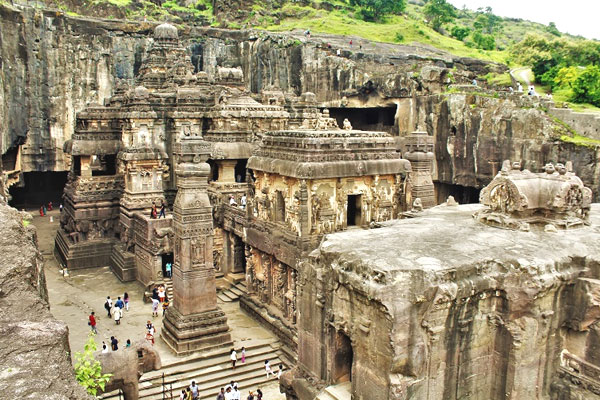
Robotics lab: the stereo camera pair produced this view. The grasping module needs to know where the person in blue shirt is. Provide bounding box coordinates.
[166,262,172,278]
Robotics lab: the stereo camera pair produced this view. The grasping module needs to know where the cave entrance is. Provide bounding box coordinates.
[332,330,353,384]
[346,194,362,227]
[161,253,173,279]
[8,171,68,209]
[233,235,246,274]
[435,183,481,205]
[234,159,247,183]
[328,107,396,134]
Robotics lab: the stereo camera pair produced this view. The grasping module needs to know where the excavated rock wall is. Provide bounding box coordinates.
[0,201,90,399]
[397,93,600,200]
[0,2,493,173]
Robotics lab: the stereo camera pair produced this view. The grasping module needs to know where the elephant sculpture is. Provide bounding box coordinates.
[96,340,161,400]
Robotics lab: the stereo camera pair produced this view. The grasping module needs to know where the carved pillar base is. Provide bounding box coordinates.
[161,307,232,355]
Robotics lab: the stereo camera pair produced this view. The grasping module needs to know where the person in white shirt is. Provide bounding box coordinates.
[230,348,237,369]
[224,387,234,400]
[265,359,274,378]
[277,364,283,379]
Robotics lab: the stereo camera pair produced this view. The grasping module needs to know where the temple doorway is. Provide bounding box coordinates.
[161,253,173,278]
[346,194,362,226]
[8,171,68,208]
[233,235,246,274]
[332,330,353,383]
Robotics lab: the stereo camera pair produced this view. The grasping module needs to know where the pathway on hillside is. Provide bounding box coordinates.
[510,66,531,86]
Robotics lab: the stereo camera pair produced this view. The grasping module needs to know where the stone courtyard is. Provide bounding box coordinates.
[33,208,285,399]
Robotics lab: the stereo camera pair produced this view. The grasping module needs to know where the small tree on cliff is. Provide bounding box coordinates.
[74,334,112,396]
[424,0,456,32]
[350,0,406,22]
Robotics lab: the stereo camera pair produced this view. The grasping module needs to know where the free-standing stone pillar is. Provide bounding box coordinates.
[404,131,435,208]
[161,136,231,355]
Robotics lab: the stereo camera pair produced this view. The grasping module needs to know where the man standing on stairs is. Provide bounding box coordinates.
[230,348,237,369]
[189,381,199,400]
[216,387,225,400]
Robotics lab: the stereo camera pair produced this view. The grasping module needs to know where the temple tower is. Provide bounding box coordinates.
[161,134,231,355]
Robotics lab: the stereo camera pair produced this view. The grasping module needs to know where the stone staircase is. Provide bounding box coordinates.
[163,277,173,300]
[315,382,352,400]
[101,339,284,400]
[217,280,247,303]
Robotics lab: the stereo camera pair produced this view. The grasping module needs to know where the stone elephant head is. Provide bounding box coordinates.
[96,340,161,400]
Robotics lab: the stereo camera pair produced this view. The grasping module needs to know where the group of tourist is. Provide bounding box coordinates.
[101,337,131,353]
[151,284,169,317]
[39,201,59,216]
[150,200,168,219]
[181,381,265,400]
[228,194,247,209]
[103,293,130,325]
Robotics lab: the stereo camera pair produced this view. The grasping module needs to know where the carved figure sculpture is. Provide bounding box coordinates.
[342,118,352,130]
[96,340,161,400]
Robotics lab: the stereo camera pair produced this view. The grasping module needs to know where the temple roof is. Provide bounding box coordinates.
[248,128,410,179]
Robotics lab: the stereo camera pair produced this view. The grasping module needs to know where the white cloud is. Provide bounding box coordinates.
[446,0,600,40]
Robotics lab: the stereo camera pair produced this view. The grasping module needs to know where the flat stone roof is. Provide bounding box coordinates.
[317,204,600,276]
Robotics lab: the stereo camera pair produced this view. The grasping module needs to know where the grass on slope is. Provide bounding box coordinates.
[257,5,506,63]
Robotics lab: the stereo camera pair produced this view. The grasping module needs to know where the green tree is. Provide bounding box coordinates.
[349,0,406,21]
[554,66,580,88]
[74,334,113,396]
[473,7,502,34]
[571,65,600,106]
[547,22,561,37]
[451,25,470,41]
[423,0,456,32]
[472,31,495,50]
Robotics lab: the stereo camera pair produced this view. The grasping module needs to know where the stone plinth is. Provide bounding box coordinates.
[161,138,231,355]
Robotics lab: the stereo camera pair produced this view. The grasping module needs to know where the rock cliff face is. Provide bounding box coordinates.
[0,201,90,399]
[0,2,494,174]
[397,92,600,200]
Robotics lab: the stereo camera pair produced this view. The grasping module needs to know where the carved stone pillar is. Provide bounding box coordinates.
[217,160,237,183]
[404,131,435,208]
[161,137,231,355]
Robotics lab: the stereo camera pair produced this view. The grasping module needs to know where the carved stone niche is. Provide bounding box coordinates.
[474,160,592,231]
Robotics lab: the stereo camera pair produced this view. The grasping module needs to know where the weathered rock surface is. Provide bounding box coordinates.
[0,201,90,399]
[290,204,600,399]
[0,2,496,173]
[397,92,600,200]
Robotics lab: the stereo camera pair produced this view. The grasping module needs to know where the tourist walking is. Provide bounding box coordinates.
[124,292,129,311]
[256,389,263,400]
[240,194,247,209]
[104,296,112,317]
[110,336,119,351]
[158,285,166,303]
[150,202,158,219]
[114,307,121,325]
[159,201,167,218]
[102,341,109,353]
[277,364,283,379]
[146,321,155,345]
[151,297,160,317]
[241,346,246,363]
[190,381,199,400]
[216,387,225,400]
[162,297,169,315]
[232,386,240,400]
[88,311,97,334]
[247,391,254,400]
[115,296,124,311]
[126,339,131,348]
[39,206,45,217]
[265,360,273,378]
[230,348,237,369]
[180,389,187,400]
[165,262,172,278]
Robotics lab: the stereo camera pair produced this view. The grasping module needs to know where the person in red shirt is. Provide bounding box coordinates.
[89,311,97,334]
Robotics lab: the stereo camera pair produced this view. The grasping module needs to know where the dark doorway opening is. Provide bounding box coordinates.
[161,253,173,279]
[233,236,246,273]
[2,146,19,170]
[346,194,362,226]
[435,183,481,205]
[328,107,396,134]
[9,171,68,208]
[275,191,286,223]
[333,331,353,383]
[91,155,117,176]
[235,159,247,183]
[207,160,219,182]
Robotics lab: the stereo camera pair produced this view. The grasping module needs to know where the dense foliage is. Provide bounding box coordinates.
[511,34,600,106]
[349,0,406,21]
[73,334,112,396]
[423,0,456,32]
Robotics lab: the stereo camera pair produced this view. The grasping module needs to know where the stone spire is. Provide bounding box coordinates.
[403,131,435,208]
[161,134,231,354]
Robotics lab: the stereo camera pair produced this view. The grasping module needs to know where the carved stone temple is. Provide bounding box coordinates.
[51,22,600,400]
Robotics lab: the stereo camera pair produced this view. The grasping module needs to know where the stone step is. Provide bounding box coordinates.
[140,342,277,382]
[217,292,233,302]
[229,286,244,297]
[141,340,277,380]
[221,290,238,301]
[102,341,281,400]
[316,382,351,400]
